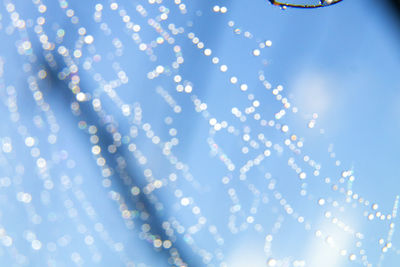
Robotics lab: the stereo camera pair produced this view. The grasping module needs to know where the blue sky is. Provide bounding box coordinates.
[0,0,400,266]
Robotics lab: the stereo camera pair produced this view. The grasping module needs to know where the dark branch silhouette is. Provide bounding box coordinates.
[269,0,344,9]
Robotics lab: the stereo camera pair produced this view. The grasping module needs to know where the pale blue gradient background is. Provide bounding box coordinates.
[0,0,399,266]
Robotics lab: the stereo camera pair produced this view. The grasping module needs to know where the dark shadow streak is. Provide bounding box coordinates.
[39,56,199,266]
[388,0,400,22]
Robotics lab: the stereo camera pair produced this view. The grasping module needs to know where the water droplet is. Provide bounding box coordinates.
[267,258,277,266]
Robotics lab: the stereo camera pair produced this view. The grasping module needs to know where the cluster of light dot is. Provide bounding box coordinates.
[0,0,397,267]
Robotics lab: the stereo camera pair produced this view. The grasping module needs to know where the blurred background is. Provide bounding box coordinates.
[0,0,399,266]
